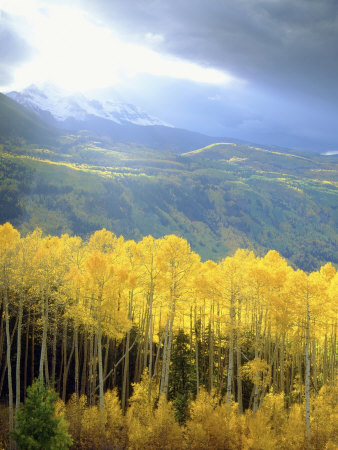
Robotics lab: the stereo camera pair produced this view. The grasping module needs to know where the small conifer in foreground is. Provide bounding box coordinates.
[12,379,72,450]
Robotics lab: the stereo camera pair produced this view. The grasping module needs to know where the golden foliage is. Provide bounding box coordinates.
[185,389,245,449]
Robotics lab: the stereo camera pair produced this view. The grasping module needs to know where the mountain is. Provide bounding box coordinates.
[0,92,59,144]
[7,83,171,127]
[0,87,337,271]
[5,85,243,153]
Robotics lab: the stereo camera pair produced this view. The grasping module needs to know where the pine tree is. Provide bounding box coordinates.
[12,379,72,450]
[169,329,195,423]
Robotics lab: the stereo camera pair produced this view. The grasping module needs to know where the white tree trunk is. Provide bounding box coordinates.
[39,292,48,382]
[4,290,14,450]
[305,294,311,442]
[226,299,235,405]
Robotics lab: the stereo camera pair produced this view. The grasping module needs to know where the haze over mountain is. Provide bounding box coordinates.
[4,84,247,153]
[7,84,171,127]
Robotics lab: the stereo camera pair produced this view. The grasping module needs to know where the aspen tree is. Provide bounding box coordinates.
[0,223,20,449]
[219,252,246,405]
[137,236,163,397]
[193,260,218,393]
[63,235,86,396]
[285,266,332,443]
[159,235,199,398]
[246,252,282,411]
[121,240,139,411]
[32,235,67,383]
[75,248,130,424]
[13,229,42,412]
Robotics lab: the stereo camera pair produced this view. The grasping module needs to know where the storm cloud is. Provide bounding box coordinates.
[1,0,337,151]
[75,0,338,105]
[0,11,33,85]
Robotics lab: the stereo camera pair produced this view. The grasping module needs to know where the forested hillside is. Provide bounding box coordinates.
[0,134,337,271]
[0,93,59,144]
[0,223,337,448]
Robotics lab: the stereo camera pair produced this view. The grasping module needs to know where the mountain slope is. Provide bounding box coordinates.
[0,89,337,271]
[0,132,336,271]
[0,93,59,144]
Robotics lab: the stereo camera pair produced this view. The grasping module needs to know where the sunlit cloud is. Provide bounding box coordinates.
[1,0,236,92]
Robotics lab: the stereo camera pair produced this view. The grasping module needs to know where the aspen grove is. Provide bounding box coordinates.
[0,222,337,449]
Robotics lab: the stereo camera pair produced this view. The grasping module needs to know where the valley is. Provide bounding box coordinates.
[1,125,337,271]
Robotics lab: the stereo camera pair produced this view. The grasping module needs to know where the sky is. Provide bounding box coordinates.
[0,0,337,152]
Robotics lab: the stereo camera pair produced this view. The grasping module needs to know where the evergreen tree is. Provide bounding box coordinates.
[12,379,72,450]
[169,330,196,423]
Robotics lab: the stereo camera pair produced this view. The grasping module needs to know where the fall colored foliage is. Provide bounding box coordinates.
[0,223,336,449]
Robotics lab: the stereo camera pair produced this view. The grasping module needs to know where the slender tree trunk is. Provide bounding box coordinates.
[62,318,68,402]
[148,274,154,398]
[298,350,303,403]
[74,324,79,397]
[208,322,214,392]
[305,295,311,444]
[111,338,116,388]
[24,308,31,399]
[16,292,24,413]
[80,333,88,397]
[153,324,166,380]
[253,310,263,413]
[226,296,235,405]
[88,332,94,405]
[39,291,48,382]
[312,339,317,392]
[162,294,177,399]
[122,292,133,412]
[31,310,35,384]
[323,334,327,385]
[329,324,336,383]
[194,307,199,395]
[163,315,174,398]
[51,315,58,385]
[143,309,149,372]
[63,334,75,402]
[0,311,4,372]
[97,320,105,427]
[103,337,109,389]
[74,290,80,397]
[4,289,14,449]
[122,332,130,413]
[44,347,49,384]
[0,314,18,398]
[159,319,169,397]
[236,302,243,413]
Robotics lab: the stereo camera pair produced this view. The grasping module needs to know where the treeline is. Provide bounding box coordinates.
[0,222,337,448]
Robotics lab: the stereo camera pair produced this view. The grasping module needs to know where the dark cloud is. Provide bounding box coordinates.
[71,0,338,105]
[90,73,337,152]
[0,11,34,86]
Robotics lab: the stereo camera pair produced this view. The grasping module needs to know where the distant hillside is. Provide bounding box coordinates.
[0,132,336,272]
[182,142,336,178]
[0,93,59,144]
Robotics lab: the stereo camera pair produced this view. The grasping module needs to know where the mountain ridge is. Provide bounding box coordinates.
[6,84,324,155]
[7,84,172,127]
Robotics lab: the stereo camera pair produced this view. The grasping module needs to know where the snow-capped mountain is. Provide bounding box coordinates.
[7,83,172,127]
[4,83,222,153]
